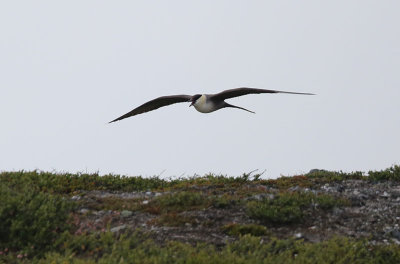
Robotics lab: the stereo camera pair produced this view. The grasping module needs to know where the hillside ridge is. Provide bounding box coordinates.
[1,166,400,262]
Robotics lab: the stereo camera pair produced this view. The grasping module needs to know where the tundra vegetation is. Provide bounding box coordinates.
[1,166,400,263]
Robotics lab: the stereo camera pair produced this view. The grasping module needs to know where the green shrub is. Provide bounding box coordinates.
[155,212,197,227]
[305,166,400,183]
[0,171,171,194]
[211,194,238,209]
[368,165,400,181]
[147,192,240,213]
[170,173,259,189]
[1,166,399,198]
[247,199,302,224]
[0,184,75,256]
[222,223,268,236]
[246,192,348,224]
[157,191,204,207]
[305,170,364,182]
[56,230,117,259]
[36,234,400,264]
[145,191,207,214]
[81,196,143,211]
[290,236,400,264]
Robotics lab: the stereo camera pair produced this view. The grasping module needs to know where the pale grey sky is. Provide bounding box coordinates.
[1,1,399,178]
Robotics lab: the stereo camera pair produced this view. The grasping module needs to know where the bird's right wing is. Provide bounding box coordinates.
[212,87,314,100]
[109,94,192,123]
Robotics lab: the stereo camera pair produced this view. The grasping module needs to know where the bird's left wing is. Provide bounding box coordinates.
[109,94,192,123]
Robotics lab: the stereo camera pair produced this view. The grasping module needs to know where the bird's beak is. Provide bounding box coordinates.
[189,102,194,107]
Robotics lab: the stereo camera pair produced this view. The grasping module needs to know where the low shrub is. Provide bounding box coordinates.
[246,191,348,224]
[33,234,400,264]
[145,191,207,214]
[222,223,268,236]
[0,171,171,194]
[368,165,400,181]
[0,183,75,256]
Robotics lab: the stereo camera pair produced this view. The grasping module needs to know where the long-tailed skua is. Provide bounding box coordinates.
[109,87,314,123]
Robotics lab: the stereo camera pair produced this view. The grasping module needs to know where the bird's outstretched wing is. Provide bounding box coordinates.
[211,87,315,100]
[109,94,192,123]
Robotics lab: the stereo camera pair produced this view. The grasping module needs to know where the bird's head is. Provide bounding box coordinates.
[189,94,202,107]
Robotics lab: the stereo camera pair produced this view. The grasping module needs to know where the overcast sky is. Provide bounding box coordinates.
[1,1,399,179]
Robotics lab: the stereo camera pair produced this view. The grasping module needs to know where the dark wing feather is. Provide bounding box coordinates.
[109,94,192,123]
[211,87,314,100]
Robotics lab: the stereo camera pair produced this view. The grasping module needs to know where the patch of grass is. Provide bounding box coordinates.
[265,175,314,189]
[222,223,268,236]
[153,212,197,227]
[81,196,143,212]
[211,194,238,209]
[144,191,208,214]
[316,192,350,209]
[157,191,205,207]
[246,191,348,224]
[144,191,240,215]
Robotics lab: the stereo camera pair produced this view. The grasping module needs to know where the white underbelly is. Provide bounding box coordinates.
[194,103,216,113]
[193,95,216,113]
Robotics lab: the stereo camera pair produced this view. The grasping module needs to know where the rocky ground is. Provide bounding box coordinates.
[70,179,400,246]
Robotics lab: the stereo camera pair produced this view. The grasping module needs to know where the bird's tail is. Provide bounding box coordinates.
[225,103,255,114]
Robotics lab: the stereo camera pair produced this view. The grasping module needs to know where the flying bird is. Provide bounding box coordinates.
[109,87,314,123]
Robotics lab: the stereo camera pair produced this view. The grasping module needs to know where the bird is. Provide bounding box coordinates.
[109,87,314,123]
